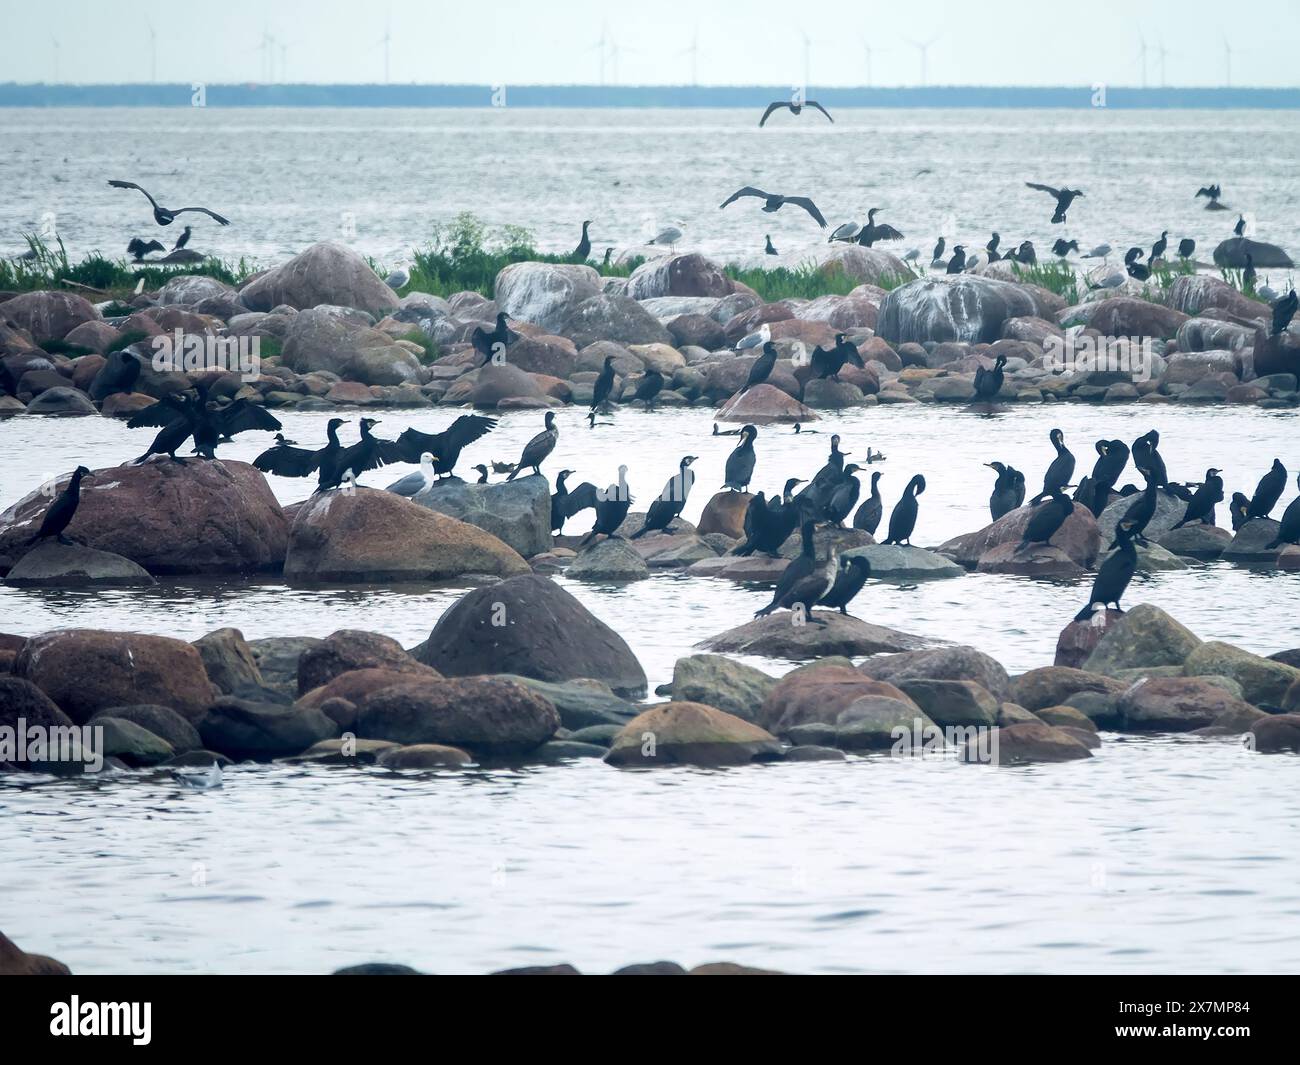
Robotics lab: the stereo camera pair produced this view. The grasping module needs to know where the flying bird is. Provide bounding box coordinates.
[107,180,230,226]
[719,187,827,228]
[758,99,834,127]
[1026,182,1084,224]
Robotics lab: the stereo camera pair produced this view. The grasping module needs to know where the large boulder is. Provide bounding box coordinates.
[414,476,551,558]
[844,544,963,579]
[877,276,1050,345]
[494,262,603,332]
[562,294,673,347]
[605,702,781,767]
[355,676,559,756]
[1011,667,1123,712]
[13,629,215,723]
[569,537,650,581]
[199,697,338,759]
[896,678,1000,727]
[1118,676,1258,732]
[281,306,422,385]
[669,654,777,723]
[714,384,817,424]
[284,488,527,583]
[0,677,75,769]
[1182,641,1300,709]
[1085,298,1188,339]
[759,662,917,734]
[297,630,431,694]
[0,290,99,344]
[157,275,240,307]
[1166,275,1268,320]
[699,612,931,660]
[1096,489,1186,545]
[938,501,1101,569]
[467,361,550,407]
[624,254,733,300]
[859,645,1012,701]
[820,246,913,288]
[1080,604,1201,677]
[1221,517,1284,564]
[965,722,1093,765]
[1212,237,1294,269]
[193,627,264,695]
[3,541,154,586]
[90,704,203,754]
[239,242,400,316]
[0,461,287,575]
[416,574,647,697]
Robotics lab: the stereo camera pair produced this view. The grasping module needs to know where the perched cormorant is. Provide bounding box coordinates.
[1074,522,1139,621]
[632,455,698,538]
[573,220,592,261]
[632,368,665,410]
[107,180,230,226]
[394,414,497,479]
[1230,492,1250,531]
[126,237,164,261]
[506,411,559,480]
[602,247,613,266]
[1026,182,1084,224]
[1271,289,1298,336]
[986,232,1001,259]
[1131,430,1168,488]
[1196,184,1222,206]
[1172,468,1224,528]
[985,462,1025,521]
[719,187,827,227]
[931,236,946,265]
[1020,487,1075,547]
[758,99,834,126]
[473,464,490,484]
[318,417,402,490]
[1052,238,1079,257]
[471,313,515,363]
[385,453,438,497]
[735,478,804,557]
[823,464,863,527]
[254,419,346,478]
[765,234,778,256]
[591,354,617,412]
[754,521,837,620]
[809,334,864,381]
[853,471,884,533]
[173,225,193,252]
[799,434,849,511]
[1150,231,1168,263]
[723,425,758,491]
[818,555,872,616]
[1120,472,1160,544]
[973,354,1007,401]
[27,466,91,545]
[1234,215,1247,237]
[1247,459,1287,520]
[1031,428,1075,503]
[581,466,632,546]
[1178,237,1195,260]
[131,392,201,463]
[1125,247,1151,281]
[742,342,777,393]
[1243,254,1257,293]
[945,246,967,274]
[551,470,577,532]
[883,474,926,546]
[1015,240,1037,265]
[555,472,599,531]
[1082,438,1129,517]
[1266,475,1300,549]
[855,208,904,246]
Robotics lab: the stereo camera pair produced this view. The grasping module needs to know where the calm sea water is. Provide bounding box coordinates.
[3,107,1299,272]
[3,107,1300,974]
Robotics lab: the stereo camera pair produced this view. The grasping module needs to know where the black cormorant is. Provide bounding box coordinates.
[986,232,1001,259]
[127,237,164,261]
[573,220,592,261]
[471,312,515,362]
[551,470,577,533]
[855,208,904,247]
[1131,430,1168,488]
[506,411,559,480]
[945,246,967,274]
[1172,468,1224,528]
[883,475,926,545]
[758,99,834,126]
[1052,238,1079,257]
[473,464,490,484]
[131,392,200,463]
[973,354,1007,401]
[318,417,402,490]
[765,234,778,256]
[1119,472,1159,544]
[985,462,1024,521]
[1247,459,1287,520]
[1082,438,1129,517]
[1031,428,1075,503]
[1234,215,1246,237]
[394,414,497,479]
[1230,492,1250,531]
[1243,254,1257,293]
[1074,522,1139,621]
[809,334,864,381]
[1016,240,1037,265]
[107,180,230,226]
[1266,475,1300,549]
[1020,487,1075,547]
[173,225,193,251]
[580,467,632,546]
[631,456,697,538]
[743,342,778,393]
[723,425,757,491]
[754,521,837,621]
[853,471,884,533]
[818,555,871,616]
[735,478,804,556]
[1150,231,1168,262]
[632,368,665,409]
[1178,237,1195,260]
[27,466,91,545]
[719,187,827,227]
[823,464,862,527]
[1271,289,1298,336]
[1125,247,1151,281]
[1026,182,1084,224]
[591,354,617,412]
[931,236,946,265]
[254,419,346,478]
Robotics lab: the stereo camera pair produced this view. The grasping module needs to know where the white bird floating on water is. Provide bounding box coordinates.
[735,323,772,351]
[385,452,438,497]
[173,762,223,790]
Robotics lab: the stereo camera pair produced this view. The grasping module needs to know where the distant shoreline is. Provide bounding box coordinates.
[2,84,1299,109]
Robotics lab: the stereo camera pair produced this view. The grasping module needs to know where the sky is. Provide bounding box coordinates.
[1,0,1297,89]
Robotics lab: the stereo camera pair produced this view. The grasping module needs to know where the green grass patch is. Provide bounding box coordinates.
[1012,260,1079,305]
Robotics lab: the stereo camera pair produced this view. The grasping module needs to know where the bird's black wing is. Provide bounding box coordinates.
[1025,182,1062,198]
[126,395,187,428]
[564,481,599,517]
[874,223,905,241]
[338,440,392,476]
[108,179,160,210]
[372,437,406,464]
[174,206,231,225]
[214,400,282,437]
[758,102,790,128]
[784,197,827,227]
[720,186,769,209]
[253,443,320,477]
[805,101,834,123]
[440,413,497,452]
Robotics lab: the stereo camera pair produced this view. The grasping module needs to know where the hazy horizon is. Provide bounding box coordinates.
[3,0,1297,90]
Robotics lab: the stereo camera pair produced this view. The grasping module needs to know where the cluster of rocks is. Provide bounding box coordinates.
[3,242,1296,420]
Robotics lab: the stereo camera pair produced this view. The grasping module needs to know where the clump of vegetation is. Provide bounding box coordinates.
[400,328,439,364]
[1012,260,1079,305]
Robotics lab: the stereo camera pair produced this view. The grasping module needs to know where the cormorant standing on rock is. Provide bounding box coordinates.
[1172,469,1224,529]
[27,466,91,545]
[1131,430,1167,489]
[985,462,1024,521]
[754,521,837,622]
[735,478,804,556]
[856,208,904,247]
[507,412,559,480]
[1247,459,1287,520]
[765,234,778,256]
[581,466,632,546]
[853,471,884,533]
[395,414,497,479]
[883,475,926,546]
[132,392,200,464]
[974,354,1006,401]
[1031,428,1075,504]
[632,368,664,410]
[1266,475,1300,549]
[591,355,617,412]
[818,555,872,616]
[632,456,697,538]
[1120,472,1160,544]
[1052,238,1079,257]
[1125,247,1151,281]
[1272,289,1298,336]
[473,464,490,484]
[1016,240,1037,265]
[1020,487,1075,548]
[1080,438,1129,517]
[551,470,576,533]
[1234,215,1247,237]
[945,246,967,274]
[723,425,757,491]
[254,418,346,478]
[1230,492,1251,531]
[809,334,863,381]
[471,313,515,363]
[742,342,777,393]
[173,225,193,251]
[573,220,592,261]
[319,417,402,490]
[931,236,945,265]
[823,464,862,527]
[1075,522,1139,621]
[127,237,164,261]
[1150,231,1168,263]
[1243,254,1257,293]
[1026,182,1084,224]
[986,233,1001,260]
[1178,237,1196,260]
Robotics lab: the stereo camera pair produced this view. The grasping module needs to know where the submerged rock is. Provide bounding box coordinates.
[965,722,1093,765]
[1250,714,1300,753]
[605,702,781,767]
[199,697,339,759]
[700,612,932,660]
[1182,641,1300,709]
[3,540,154,586]
[846,543,963,580]
[714,384,818,424]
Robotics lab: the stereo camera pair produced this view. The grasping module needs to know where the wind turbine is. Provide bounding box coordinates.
[589,22,610,86]
[1222,35,1234,87]
[146,20,158,82]
[51,36,60,83]
[678,27,700,86]
[608,33,638,86]
[379,18,392,83]
[859,37,888,87]
[907,35,940,87]
[1155,39,1172,88]
[1136,32,1149,89]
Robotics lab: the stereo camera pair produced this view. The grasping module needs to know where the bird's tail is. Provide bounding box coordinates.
[1266,537,1284,550]
[1074,602,1099,623]
[629,527,648,540]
